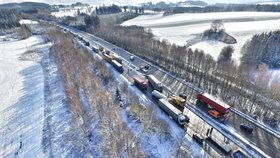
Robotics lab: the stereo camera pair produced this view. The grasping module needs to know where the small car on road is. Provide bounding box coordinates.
[240,124,253,134]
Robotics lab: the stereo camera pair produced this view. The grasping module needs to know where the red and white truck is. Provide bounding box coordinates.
[197,93,231,116]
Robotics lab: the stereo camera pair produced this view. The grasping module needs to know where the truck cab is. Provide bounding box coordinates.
[208,110,226,123]
[171,96,186,107]
[208,110,220,118]
[133,76,147,90]
[178,114,189,125]
[193,133,205,144]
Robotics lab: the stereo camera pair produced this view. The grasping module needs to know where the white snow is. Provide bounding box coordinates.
[0,36,45,157]
[51,5,98,18]
[19,20,39,25]
[257,2,280,5]
[52,8,78,17]
[122,12,280,63]
[122,12,280,27]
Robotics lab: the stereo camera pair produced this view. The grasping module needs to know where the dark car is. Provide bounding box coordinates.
[193,133,204,144]
[240,124,253,133]
[252,115,258,120]
[85,41,90,47]
[130,56,135,61]
[232,150,249,158]
[179,93,187,100]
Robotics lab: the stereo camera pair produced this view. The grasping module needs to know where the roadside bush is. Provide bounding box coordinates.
[19,24,32,39]
[127,103,170,134]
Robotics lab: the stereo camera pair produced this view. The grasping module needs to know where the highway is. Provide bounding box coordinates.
[58,24,280,158]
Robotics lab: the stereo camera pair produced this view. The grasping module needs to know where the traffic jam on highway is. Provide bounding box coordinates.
[60,26,279,158]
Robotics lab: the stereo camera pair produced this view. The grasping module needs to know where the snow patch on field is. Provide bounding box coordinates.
[122,12,280,62]
[40,43,73,157]
[0,36,45,157]
[52,8,78,17]
[19,20,39,25]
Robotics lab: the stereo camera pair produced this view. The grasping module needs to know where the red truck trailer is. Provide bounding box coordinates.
[197,93,230,114]
[133,76,147,90]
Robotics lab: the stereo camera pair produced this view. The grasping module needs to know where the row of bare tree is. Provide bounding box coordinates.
[43,26,147,157]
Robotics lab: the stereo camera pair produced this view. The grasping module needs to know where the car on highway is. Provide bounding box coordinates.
[130,55,135,61]
[240,124,253,134]
[232,150,249,158]
[252,115,258,120]
[179,93,187,100]
[140,65,149,73]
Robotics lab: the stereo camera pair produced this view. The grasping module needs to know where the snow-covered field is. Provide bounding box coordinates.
[0,36,45,157]
[51,5,97,18]
[52,8,79,17]
[122,12,280,63]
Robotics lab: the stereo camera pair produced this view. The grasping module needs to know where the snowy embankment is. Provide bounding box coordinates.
[122,12,280,63]
[0,36,45,157]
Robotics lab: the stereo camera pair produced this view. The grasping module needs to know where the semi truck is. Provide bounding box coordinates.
[111,60,124,73]
[158,98,189,126]
[152,90,167,100]
[197,93,230,115]
[103,53,112,63]
[133,76,147,90]
[111,53,122,64]
[207,136,232,154]
[147,75,163,92]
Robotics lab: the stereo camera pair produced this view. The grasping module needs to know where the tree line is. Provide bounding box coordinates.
[0,9,20,29]
[95,4,122,15]
[168,4,280,13]
[61,14,100,32]
[92,24,280,128]
[241,31,280,68]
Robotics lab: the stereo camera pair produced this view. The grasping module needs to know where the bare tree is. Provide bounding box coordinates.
[211,20,225,33]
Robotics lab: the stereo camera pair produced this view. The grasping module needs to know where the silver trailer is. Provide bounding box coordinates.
[148,75,163,92]
[158,99,189,126]
[152,90,167,100]
[111,60,124,73]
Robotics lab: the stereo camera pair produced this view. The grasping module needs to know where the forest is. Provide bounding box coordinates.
[171,4,280,13]
[0,9,20,29]
[95,5,122,15]
[241,31,280,68]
